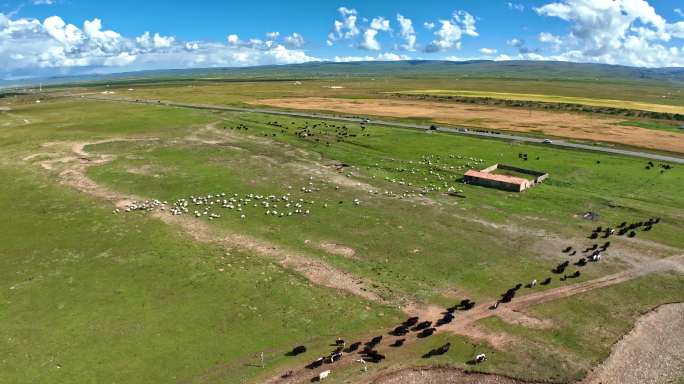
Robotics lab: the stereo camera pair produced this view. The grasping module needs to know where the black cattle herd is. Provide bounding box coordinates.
[280,298,477,380]
[282,217,661,380]
[496,217,662,307]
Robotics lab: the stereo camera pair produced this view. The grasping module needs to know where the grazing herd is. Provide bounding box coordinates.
[494,217,662,309]
[264,120,371,147]
[116,182,330,220]
[645,161,675,173]
[290,297,483,382]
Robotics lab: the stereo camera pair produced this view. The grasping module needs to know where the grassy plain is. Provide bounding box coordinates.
[2,79,683,384]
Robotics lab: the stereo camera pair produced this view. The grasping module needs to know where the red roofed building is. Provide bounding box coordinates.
[463,164,548,192]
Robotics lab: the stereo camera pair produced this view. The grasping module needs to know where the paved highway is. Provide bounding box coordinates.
[74,95,684,164]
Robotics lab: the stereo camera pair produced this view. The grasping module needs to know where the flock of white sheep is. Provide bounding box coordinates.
[112,177,349,220]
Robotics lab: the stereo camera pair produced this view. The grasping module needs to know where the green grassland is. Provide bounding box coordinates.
[478,272,684,382]
[1,86,683,384]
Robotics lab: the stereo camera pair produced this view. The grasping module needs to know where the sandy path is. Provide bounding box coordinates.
[581,303,684,384]
[253,98,684,154]
[370,368,545,384]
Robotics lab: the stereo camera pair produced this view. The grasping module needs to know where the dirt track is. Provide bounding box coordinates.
[581,303,684,384]
[370,368,544,384]
[253,97,684,154]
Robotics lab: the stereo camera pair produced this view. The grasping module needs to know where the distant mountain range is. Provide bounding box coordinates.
[2,60,684,89]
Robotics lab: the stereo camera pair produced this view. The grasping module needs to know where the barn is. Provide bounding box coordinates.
[464,164,548,192]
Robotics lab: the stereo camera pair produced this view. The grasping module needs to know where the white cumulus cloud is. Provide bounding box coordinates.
[333,52,409,62]
[425,10,478,53]
[327,7,359,45]
[359,29,381,50]
[283,32,305,48]
[535,0,684,67]
[0,13,319,80]
[507,2,525,12]
[370,16,391,32]
[396,14,416,51]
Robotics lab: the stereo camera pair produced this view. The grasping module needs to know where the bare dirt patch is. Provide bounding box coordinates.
[581,303,684,384]
[289,162,375,191]
[370,367,543,384]
[319,241,358,259]
[126,164,173,178]
[253,98,684,154]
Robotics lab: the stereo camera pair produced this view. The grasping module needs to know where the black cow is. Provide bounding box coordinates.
[362,350,385,363]
[562,246,573,253]
[423,343,451,358]
[404,317,419,327]
[553,261,570,274]
[540,277,552,285]
[370,336,383,345]
[327,352,342,363]
[414,321,432,331]
[391,339,405,347]
[418,328,436,338]
[391,325,409,336]
[437,313,454,326]
[501,289,516,303]
[575,258,587,267]
[346,342,361,353]
[436,343,451,354]
[290,345,307,356]
[307,357,324,369]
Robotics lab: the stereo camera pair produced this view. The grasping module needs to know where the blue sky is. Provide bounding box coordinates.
[1,0,684,79]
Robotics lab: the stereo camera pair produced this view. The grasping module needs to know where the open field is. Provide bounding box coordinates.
[252,97,684,154]
[1,76,683,384]
[56,72,684,154]
[394,90,684,115]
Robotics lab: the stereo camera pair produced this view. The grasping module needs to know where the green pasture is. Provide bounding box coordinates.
[0,93,682,384]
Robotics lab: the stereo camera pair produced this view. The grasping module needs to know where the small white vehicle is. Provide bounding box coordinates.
[542,139,553,144]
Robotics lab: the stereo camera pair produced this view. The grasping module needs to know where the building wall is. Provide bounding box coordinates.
[464,164,548,192]
[464,175,526,192]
